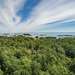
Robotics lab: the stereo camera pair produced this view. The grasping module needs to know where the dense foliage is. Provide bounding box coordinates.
[0,36,75,75]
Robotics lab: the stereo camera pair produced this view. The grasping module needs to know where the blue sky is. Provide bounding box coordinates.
[17,0,41,22]
[0,0,75,33]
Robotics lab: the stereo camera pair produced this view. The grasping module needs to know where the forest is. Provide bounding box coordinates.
[0,35,75,75]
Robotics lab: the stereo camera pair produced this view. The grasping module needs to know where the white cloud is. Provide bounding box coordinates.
[19,0,75,32]
[0,0,75,32]
[0,0,25,32]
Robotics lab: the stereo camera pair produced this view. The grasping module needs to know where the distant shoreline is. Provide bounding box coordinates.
[0,32,75,38]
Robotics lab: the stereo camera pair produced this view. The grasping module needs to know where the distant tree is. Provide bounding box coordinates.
[65,49,75,58]
[31,61,41,75]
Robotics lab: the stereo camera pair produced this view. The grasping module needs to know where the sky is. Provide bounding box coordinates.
[0,0,75,33]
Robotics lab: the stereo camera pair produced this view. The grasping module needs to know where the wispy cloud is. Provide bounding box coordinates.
[0,0,75,32]
[0,0,25,32]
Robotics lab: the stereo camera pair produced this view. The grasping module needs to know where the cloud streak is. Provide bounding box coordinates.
[0,0,75,32]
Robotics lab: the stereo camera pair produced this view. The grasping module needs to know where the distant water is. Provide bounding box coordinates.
[30,32,75,37]
[0,32,75,37]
